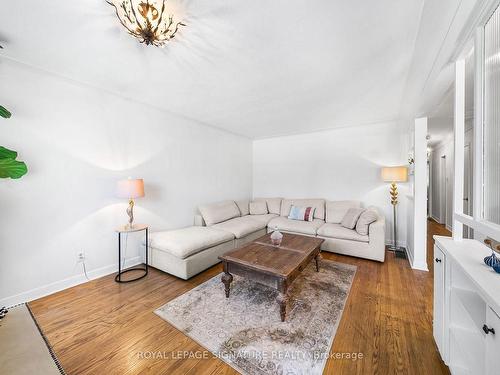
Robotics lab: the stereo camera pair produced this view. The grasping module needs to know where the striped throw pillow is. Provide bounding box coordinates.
[288,205,315,222]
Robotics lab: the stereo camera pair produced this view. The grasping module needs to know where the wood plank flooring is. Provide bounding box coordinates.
[29,220,451,374]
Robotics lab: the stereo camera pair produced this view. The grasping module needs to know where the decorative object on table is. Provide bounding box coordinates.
[116,178,145,229]
[0,106,28,179]
[106,0,186,47]
[115,224,149,283]
[270,226,283,246]
[381,166,408,256]
[483,239,500,268]
[155,258,356,375]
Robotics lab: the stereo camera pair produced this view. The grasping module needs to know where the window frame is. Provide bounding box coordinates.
[454,2,500,242]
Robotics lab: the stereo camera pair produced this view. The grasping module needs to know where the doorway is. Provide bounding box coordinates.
[463,140,473,238]
[440,155,447,226]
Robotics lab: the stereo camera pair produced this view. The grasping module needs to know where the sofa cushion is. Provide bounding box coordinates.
[249,201,268,215]
[341,208,365,229]
[317,223,369,243]
[288,205,315,222]
[268,216,324,236]
[356,209,379,235]
[149,227,234,259]
[198,200,240,226]
[255,197,283,215]
[212,216,266,239]
[325,200,362,223]
[248,213,279,226]
[280,199,325,220]
[235,199,249,216]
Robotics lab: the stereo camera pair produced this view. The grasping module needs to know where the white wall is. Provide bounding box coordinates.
[410,117,428,271]
[0,59,253,306]
[253,122,410,246]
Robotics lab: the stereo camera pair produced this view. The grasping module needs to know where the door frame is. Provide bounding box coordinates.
[441,155,447,225]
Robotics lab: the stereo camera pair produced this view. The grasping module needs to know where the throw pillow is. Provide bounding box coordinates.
[325,200,362,223]
[198,200,240,226]
[249,201,268,215]
[355,209,378,235]
[341,208,366,229]
[255,197,283,215]
[288,205,315,222]
[235,200,249,216]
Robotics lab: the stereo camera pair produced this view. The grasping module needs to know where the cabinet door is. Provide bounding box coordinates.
[433,245,446,360]
[486,307,500,375]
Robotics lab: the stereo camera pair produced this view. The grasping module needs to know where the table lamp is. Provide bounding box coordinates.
[116,178,145,229]
[381,166,408,253]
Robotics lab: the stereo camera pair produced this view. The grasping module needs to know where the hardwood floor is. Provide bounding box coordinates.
[29,220,451,374]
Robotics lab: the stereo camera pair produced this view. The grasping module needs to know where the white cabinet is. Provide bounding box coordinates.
[433,236,500,375]
[433,245,447,360]
[485,307,500,375]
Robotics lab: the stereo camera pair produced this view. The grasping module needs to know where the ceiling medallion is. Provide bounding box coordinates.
[106,0,185,47]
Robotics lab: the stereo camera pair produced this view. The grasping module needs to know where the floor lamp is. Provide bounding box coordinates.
[381,166,408,255]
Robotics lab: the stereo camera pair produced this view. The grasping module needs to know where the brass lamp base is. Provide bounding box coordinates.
[389,182,406,258]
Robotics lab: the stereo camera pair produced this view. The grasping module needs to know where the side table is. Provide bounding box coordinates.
[115,224,149,283]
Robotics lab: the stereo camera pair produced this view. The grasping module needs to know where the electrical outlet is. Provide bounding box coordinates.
[77,251,85,262]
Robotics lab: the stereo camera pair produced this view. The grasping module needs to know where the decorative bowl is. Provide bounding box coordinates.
[493,263,500,274]
[484,252,500,268]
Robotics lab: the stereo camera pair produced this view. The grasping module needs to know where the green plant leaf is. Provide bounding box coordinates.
[0,158,28,179]
[0,105,11,119]
[0,146,17,160]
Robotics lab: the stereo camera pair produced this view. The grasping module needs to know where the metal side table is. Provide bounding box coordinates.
[115,224,149,283]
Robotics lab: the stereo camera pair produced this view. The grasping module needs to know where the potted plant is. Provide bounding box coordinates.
[0,105,27,179]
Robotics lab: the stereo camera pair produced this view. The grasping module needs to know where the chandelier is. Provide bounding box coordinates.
[106,0,185,47]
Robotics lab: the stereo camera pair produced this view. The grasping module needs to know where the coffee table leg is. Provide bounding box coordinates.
[315,253,321,272]
[221,262,233,298]
[277,280,288,322]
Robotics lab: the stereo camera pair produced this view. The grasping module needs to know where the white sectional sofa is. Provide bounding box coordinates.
[147,198,385,279]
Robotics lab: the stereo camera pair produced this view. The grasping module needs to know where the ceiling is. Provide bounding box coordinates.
[427,48,475,147]
[0,0,475,139]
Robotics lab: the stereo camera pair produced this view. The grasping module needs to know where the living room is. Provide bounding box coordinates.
[1,1,500,374]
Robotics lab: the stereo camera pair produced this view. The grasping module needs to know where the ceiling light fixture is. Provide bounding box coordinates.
[106,0,185,47]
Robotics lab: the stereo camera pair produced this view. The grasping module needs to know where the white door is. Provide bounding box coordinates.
[433,245,446,359]
[463,143,473,238]
[440,156,447,224]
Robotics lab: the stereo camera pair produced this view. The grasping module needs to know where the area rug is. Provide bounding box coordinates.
[155,259,356,375]
[0,304,65,375]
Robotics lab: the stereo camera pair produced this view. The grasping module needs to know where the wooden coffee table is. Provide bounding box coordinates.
[218,233,324,322]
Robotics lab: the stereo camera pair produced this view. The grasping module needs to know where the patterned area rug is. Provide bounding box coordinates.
[155,259,356,375]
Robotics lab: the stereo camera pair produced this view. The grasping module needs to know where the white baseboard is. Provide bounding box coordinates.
[410,260,429,271]
[430,215,442,224]
[385,240,407,248]
[388,240,428,271]
[0,256,142,308]
[406,246,429,271]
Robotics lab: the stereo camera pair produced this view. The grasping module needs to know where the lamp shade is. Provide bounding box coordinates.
[116,178,145,199]
[381,166,408,182]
